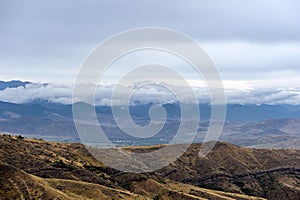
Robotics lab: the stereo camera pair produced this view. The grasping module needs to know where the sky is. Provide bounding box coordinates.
[0,0,300,104]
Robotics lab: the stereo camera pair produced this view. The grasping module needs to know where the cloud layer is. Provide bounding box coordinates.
[0,82,299,105]
[0,0,299,84]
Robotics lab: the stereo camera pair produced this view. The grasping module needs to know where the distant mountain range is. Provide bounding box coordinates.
[0,80,299,148]
[0,100,300,122]
[1,80,300,121]
[0,80,31,90]
[0,100,299,148]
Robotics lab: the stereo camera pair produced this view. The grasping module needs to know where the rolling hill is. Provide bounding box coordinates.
[1,134,300,199]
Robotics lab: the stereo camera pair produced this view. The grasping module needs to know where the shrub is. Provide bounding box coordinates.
[241,187,254,196]
[17,135,24,139]
[51,160,68,168]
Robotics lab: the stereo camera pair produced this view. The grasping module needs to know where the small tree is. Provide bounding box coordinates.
[17,135,24,139]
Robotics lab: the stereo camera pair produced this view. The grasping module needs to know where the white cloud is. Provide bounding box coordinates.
[0,82,300,105]
[0,83,73,104]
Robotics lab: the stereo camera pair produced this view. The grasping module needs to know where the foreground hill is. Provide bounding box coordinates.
[1,134,300,199]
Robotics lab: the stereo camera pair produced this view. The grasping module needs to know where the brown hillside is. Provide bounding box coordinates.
[1,134,299,199]
[157,142,300,198]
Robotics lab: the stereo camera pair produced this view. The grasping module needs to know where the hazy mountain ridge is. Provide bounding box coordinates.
[219,118,300,149]
[1,100,300,122]
[0,80,31,90]
[0,100,299,148]
[0,81,299,147]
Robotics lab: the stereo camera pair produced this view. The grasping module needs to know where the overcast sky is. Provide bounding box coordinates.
[0,0,300,104]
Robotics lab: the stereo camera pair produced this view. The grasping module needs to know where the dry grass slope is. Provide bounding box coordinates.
[1,134,299,199]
